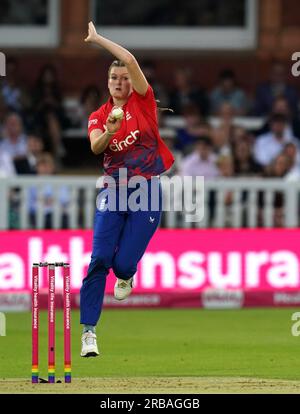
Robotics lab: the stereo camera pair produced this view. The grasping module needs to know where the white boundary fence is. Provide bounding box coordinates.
[0,176,299,230]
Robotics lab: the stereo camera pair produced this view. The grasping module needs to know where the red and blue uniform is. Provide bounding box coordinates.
[80,85,174,326]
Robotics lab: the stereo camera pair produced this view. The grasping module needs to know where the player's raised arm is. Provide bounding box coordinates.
[85,21,148,96]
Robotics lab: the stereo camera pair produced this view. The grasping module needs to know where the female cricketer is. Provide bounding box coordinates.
[80,22,174,357]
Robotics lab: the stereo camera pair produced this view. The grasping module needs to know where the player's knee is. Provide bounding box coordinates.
[112,257,136,279]
[88,253,113,274]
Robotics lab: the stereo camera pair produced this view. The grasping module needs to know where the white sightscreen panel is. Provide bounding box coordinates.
[0,0,59,47]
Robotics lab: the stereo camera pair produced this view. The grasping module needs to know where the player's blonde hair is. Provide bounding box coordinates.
[108,60,126,77]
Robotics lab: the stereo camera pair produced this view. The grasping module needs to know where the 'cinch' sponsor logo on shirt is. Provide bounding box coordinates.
[109,130,140,152]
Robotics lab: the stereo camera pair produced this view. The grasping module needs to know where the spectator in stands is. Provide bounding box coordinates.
[256,96,300,140]
[0,94,9,136]
[28,153,70,229]
[210,69,249,115]
[213,102,238,145]
[0,112,27,159]
[211,126,232,157]
[232,138,262,227]
[176,103,211,153]
[254,113,299,168]
[233,139,262,177]
[0,149,15,177]
[181,136,219,226]
[254,61,299,116]
[217,155,234,178]
[161,132,182,177]
[13,134,44,174]
[282,142,300,181]
[181,136,219,178]
[217,101,235,124]
[0,58,25,113]
[266,154,292,227]
[231,126,254,147]
[216,155,235,226]
[141,60,169,108]
[0,110,28,229]
[33,64,67,159]
[267,153,291,183]
[77,85,102,128]
[211,102,245,157]
[168,68,209,116]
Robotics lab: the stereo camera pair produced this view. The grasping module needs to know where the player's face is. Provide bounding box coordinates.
[108,67,132,100]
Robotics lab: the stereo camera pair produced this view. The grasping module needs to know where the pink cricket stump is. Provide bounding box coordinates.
[63,264,71,383]
[31,264,39,383]
[48,264,56,383]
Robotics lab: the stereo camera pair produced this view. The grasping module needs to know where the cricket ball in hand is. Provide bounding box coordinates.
[111,107,124,120]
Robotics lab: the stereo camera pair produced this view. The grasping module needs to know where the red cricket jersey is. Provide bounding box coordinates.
[88,85,174,180]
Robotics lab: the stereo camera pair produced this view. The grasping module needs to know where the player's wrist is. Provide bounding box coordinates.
[106,130,115,136]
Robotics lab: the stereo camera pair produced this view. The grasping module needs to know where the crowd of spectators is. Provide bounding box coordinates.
[157,61,300,185]
[1,58,300,228]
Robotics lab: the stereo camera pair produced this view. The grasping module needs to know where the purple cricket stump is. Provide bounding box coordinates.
[32,264,39,383]
[63,263,71,383]
[48,264,55,383]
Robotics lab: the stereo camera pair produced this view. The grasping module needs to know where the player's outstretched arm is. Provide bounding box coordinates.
[85,21,148,96]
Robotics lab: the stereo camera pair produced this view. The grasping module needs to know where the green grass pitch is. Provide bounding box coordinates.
[0,308,300,393]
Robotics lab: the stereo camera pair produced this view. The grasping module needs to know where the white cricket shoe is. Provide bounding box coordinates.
[80,331,99,357]
[114,277,133,300]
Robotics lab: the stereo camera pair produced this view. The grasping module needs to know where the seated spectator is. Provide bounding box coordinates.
[33,64,68,159]
[168,68,209,116]
[0,112,27,159]
[217,101,235,124]
[266,154,291,227]
[254,61,299,116]
[0,94,9,136]
[181,136,219,226]
[176,104,211,153]
[217,155,234,178]
[233,139,262,177]
[181,136,219,179]
[254,113,299,168]
[13,134,44,174]
[210,69,249,115]
[267,153,291,184]
[211,102,235,155]
[255,96,300,140]
[211,126,232,157]
[76,85,102,128]
[283,142,300,181]
[216,155,235,226]
[28,153,70,229]
[141,60,169,107]
[231,126,254,147]
[213,100,236,132]
[0,58,25,112]
[232,139,262,227]
[0,149,16,177]
[161,132,182,177]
